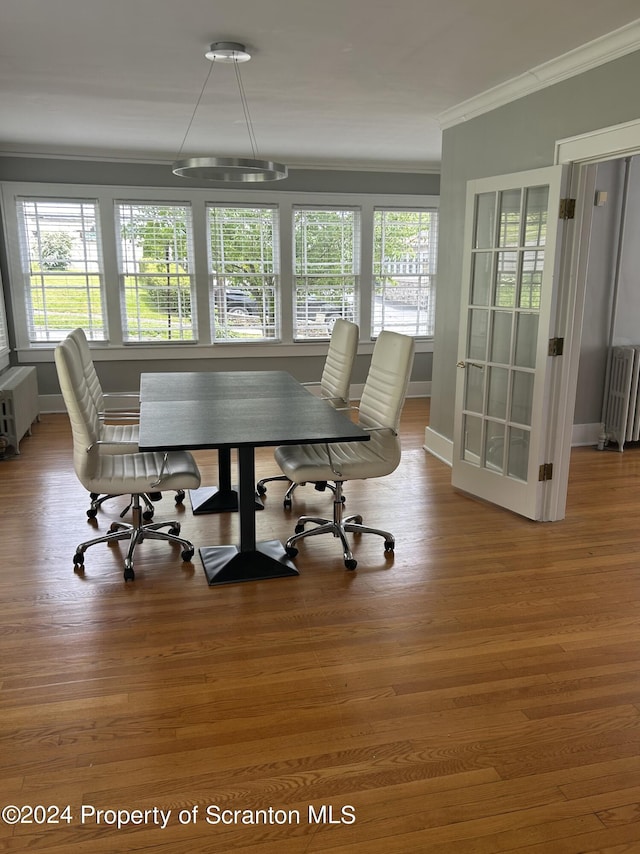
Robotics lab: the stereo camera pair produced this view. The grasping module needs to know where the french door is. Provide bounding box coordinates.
[452,166,569,520]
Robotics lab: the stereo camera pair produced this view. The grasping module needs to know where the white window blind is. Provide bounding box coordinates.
[16,198,106,342]
[116,202,195,342]
[208,205,279,341]
[0,273,9,367]
[373,208,438,337]
[293,207,359,340]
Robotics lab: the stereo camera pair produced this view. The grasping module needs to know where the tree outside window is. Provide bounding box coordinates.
[117,203,195,342]
[294,208,359,340]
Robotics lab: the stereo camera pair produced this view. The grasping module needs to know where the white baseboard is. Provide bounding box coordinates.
[571,422,601,447]
[422,422,600,468]
[41,394,66,413]
[423,426,453,466]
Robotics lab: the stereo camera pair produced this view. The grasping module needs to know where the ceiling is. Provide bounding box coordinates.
[1,0,640,173]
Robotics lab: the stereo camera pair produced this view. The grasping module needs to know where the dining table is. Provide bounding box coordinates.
[137,370,369,586]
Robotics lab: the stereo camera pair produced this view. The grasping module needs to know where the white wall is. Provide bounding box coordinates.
[612,157,640,345]
[574,156,640,432]
[573,159,625,426]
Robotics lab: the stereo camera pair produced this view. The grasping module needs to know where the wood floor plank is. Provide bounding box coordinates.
[3,399,640,851]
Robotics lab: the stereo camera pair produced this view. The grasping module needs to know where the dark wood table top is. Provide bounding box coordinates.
[138,370,368,451]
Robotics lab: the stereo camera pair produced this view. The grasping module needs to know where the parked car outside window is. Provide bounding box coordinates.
[224,288,259,316]
[297,293,355,333]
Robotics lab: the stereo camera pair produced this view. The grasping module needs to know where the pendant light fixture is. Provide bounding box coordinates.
[172,41,288,182]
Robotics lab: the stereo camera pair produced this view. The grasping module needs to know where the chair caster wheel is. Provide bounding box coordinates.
[123,563,135,581]
[73,551,84,568]
[257,484,267,496]
[169,524,181,535]
[384,540,394,552]
[181,548,194,562]
[175,490,185,505]
[283,499,292,510]
[352,515,363,525]
[294,524,305,534]
[285,546,298,558]
[143,509,154,521]
[86,507,98,519]
[90,492,99,500]
[345,558,358,570]
[148,492,162,502]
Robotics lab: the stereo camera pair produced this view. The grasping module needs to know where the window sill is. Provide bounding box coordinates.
[17,338,433,363]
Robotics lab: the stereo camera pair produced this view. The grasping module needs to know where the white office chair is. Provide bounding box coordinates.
[67,328,184,519]
[55,336,202,581]
[257,318,359,508]
[276,331,414,570]
[68,327,139,442]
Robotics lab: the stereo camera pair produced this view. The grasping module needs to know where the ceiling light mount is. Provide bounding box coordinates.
[172,40,288,182]
[204,41,252,63]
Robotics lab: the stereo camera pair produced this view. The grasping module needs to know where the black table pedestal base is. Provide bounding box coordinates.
[189,486,264,514]
[200,540,299,586]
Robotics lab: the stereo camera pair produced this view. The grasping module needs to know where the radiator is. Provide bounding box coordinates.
[0,366,40,454]
[604,346,640,451]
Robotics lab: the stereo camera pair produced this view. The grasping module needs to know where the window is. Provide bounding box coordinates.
[0,273,9,371]
[116,202,195,342]
[208,205,278,341]
[293,207,359,340]
[3,183,436,354]
[16,198,105,342]
[373,208,438,337]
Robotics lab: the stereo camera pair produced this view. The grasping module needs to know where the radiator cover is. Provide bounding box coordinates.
[0,366,40,454]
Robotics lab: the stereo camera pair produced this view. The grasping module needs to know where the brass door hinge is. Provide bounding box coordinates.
[538,462,553,482]
[559,198,576,219]
[548,337,564,357]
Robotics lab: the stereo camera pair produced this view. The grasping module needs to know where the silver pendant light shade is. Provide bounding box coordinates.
[172,42,288,182]
[172,157,287,182]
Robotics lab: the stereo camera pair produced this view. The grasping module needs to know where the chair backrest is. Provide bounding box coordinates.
[319,318,359,406]
[359,331,415,433]
[68,327,104,414]
[54,336,102,487]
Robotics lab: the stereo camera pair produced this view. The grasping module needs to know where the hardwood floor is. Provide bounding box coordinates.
[2,397,640,852]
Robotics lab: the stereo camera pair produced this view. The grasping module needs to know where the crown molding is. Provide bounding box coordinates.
[438,18,640,130]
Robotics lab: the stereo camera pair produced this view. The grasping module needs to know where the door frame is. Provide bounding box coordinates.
[545,119,640,520]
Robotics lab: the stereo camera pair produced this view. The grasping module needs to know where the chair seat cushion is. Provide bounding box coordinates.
[86,450,201,495]
[274,434,400,483]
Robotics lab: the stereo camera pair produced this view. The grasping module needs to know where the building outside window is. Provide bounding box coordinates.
[373,208,438,337]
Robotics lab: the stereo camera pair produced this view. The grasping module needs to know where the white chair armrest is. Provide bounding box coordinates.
[86,439,138,451]
[100,412,140,423]
[102,392,140,399]
[362,425,398,437]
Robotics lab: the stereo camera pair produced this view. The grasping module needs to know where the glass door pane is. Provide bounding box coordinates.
[453,164,566,521]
